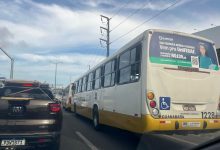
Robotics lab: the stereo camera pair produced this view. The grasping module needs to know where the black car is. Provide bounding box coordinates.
[0,80,62,150]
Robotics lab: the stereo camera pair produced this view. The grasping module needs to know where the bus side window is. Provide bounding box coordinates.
[92,72,95,90]
[87,72,93,91]
[85,76,88,91]
[217,48,220,65]
[81,77,85,92]
[101,66,104,87]
[119,50,131,84]
[72,84,76,95]
[111,59,116,86]
[94,68,101,89]
[78,79,82,93]
[82,76,87,92]
[104,61,111,87]
[75,81,78,94]
[118,44,141,84]
[103,59,116,87]
[130,45,141,81]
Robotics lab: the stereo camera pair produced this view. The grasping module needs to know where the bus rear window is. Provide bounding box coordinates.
[149,32,219,70]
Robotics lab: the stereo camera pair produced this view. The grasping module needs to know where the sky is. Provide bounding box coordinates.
[0,0,220,87]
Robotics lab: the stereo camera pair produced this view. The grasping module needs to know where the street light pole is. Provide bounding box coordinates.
[51,61,62,94]
[0,47,14,79]
[55,62,58,90]
[10,59,14,79]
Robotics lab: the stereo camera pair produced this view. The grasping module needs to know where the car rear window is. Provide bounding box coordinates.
[0,86,54,100]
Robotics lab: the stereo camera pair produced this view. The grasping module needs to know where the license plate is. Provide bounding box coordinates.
[1,139,25,146]
[182,104,196,111]
[182,122,201,128]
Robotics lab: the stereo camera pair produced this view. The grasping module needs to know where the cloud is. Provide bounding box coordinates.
[12,52,105,85]
[17,53,105,65]
[0,0,102,52]
[0,54,10,61]
[0,26,14,48]
[71,0,187,11]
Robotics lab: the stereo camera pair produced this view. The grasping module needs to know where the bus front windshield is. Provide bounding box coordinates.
[149,32,219,70]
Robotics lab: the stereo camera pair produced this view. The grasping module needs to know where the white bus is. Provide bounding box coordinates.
[73,29,220,133]
[62,83,75,111]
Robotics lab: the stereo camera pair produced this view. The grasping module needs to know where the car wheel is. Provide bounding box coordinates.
[93,107,100,130]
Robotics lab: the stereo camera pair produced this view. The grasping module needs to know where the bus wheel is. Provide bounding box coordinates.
[93,107,100,130]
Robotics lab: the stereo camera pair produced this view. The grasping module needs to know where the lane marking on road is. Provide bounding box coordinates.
[75,131,99,150]
[161,134,198,146]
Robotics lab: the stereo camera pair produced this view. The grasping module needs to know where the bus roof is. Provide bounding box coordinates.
[152,29,215,44]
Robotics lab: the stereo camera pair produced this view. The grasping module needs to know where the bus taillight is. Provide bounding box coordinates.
[150,101,156,108]
[147,92,154,100]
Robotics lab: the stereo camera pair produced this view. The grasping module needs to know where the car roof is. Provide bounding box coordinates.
[1,79,50,89]
[4,79,39,84]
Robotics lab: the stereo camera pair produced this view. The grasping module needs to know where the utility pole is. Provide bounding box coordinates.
[0,47,14,79]
[100,15,110,57]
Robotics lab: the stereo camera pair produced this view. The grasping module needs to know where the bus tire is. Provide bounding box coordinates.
[93,106,100,130]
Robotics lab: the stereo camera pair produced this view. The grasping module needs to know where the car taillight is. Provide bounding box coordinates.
[23,83,33,87]
[49,103,61,113]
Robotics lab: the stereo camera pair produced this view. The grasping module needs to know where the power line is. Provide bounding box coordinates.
[111,0,182,44]
[111,0,150,32]
[110,0,132,19]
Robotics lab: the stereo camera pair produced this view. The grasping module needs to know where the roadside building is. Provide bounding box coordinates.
[193,26,220,64]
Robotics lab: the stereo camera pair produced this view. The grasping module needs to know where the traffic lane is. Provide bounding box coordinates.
[60,111,90,150]
[60,111,140,150]
[60,111,212,150]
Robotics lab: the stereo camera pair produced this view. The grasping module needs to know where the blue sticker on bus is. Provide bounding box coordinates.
[159,97,170,110]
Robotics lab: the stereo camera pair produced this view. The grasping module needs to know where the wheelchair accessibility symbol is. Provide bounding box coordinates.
[159,97,170,110]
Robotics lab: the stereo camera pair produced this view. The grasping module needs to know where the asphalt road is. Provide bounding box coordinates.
[60,111,220,150]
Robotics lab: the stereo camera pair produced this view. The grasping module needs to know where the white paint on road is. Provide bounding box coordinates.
[76,131,99,150]
[161,134,198,146]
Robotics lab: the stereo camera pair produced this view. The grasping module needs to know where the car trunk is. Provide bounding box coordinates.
[0,97,60,133]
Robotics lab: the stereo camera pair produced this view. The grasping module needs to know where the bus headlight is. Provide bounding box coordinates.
[152,108,159,116]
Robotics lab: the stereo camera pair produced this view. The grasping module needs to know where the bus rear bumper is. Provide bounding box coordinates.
[143,115,220,133]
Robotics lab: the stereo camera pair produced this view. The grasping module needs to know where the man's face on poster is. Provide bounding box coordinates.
[200,45,206,56]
